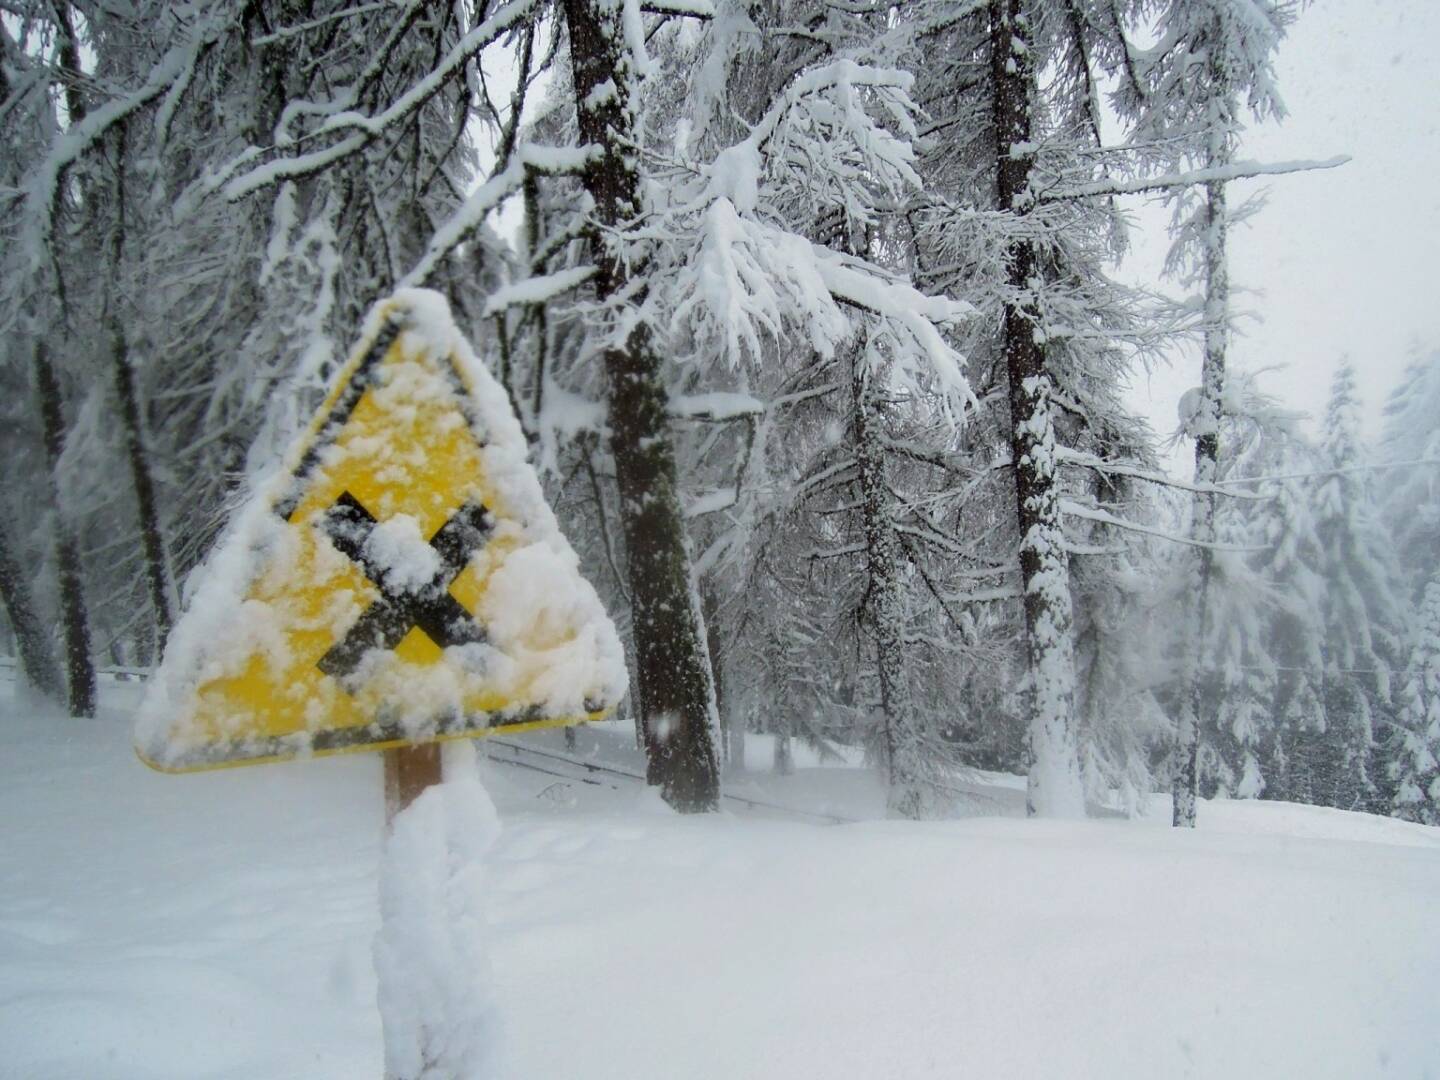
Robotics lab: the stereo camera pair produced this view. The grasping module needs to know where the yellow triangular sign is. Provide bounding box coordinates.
[136,290,626,772]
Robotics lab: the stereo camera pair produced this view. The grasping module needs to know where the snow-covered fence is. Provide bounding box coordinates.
[0,657,149,683]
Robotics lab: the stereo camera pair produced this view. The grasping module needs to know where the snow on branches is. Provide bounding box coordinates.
[657,60,973,409]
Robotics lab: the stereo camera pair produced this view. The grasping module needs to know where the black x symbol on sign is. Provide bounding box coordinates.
[315,492,493,683]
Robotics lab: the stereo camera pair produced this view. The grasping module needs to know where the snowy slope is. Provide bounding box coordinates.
[2,680,1437,1080]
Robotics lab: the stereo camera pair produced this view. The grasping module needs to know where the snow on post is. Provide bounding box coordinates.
[375,742,502,1080]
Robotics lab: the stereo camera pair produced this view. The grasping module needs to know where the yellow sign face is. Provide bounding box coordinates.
[136,293,625,772]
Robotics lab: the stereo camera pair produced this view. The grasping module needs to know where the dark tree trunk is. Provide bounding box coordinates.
[50,0,88,126]
[32,341,95,717]
[991,0,1083,817]
[112,332,174,652]
[563,0,719,811]
[0,519,64,702]
[107,125,174,653]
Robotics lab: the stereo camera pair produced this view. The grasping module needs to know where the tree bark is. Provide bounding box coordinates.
[991,0,1084,817]
[772,716,794,776]
[563,0,719,811]
[32,341,95,717]
[850,348,925,818]
[49,0,87,126]
[107,124,175,655]
[702,581,732,771]
[112,333,175,654]
[0,519,64,702]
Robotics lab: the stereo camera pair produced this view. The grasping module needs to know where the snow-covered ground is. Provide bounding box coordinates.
[2,680,1437,1080]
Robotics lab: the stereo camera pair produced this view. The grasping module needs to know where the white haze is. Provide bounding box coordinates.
[1122,0,1440,459]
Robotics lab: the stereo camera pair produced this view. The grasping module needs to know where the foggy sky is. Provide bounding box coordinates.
[1121,0,1440,462]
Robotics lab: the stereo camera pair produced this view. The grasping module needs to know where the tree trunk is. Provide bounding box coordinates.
[109,297,174,654]
[772,716,794,776]
[563,0,719,812]
[1175,80,1232,826]
[702,582,732,771]
[49,0,87,126]
[106,124,174,655]
[32,341,95,717]
[850,348,925,818]
[45,2,98,713]
[0,519,64,702]
[991,0,1084,818]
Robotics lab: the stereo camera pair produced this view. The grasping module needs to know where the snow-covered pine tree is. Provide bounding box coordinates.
[1187,373,1309,800]
[0,0,109,715]
[984,0,1087,818]
[157,0,493,504]
[0,12,56,701]
[1112,0,1293,826]
[894,0,1190,815]
[679,9,991,816]
[1377,346,1440,599]
[503,1,978,813]
[1391,577,1440,825]
[558,0,723,811]
[1233,430,1329,805]
[4,1,519,678]
[0,518,63,703]
[1310,361,1406,812]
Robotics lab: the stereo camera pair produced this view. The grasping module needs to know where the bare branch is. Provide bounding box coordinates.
[639,0,715,15]
[1060,500,1264,552]
[1034,155,1349,204]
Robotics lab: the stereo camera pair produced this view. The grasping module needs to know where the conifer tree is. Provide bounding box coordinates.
[560,0,722,810]
[1251,460,1326,803]
[1392,578,1440,825]
[897,0,1185,815]
[525,2,977,812]
[986,0,1086,817]
[1114,0,1292,825]
[1377,346,1440,598]
[1193,375,1312,800]
[0,519,63,702]
[1310,362,1405,811]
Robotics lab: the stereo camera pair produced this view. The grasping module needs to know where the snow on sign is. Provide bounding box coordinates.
[136,289,627,772]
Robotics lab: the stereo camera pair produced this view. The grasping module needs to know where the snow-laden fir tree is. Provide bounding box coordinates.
[0,0,501,694]
[1247,454,1327,803]
[1309,361,1406,812]
[557,0,725,810]
[1188,372,1309,799]
[0,0,112,714]
[982,0,1086,817]
[1377,345,1440,599]
[1391,577,1440,825]
[892,0,1194,816]
[1113,0,1293,826]
[505,0,977,813]
[3,0,516,697]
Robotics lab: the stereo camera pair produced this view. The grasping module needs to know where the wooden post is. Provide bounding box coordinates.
[384,743,443,822]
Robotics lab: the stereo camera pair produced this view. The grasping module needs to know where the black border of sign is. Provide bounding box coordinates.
[272,321,402,522]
